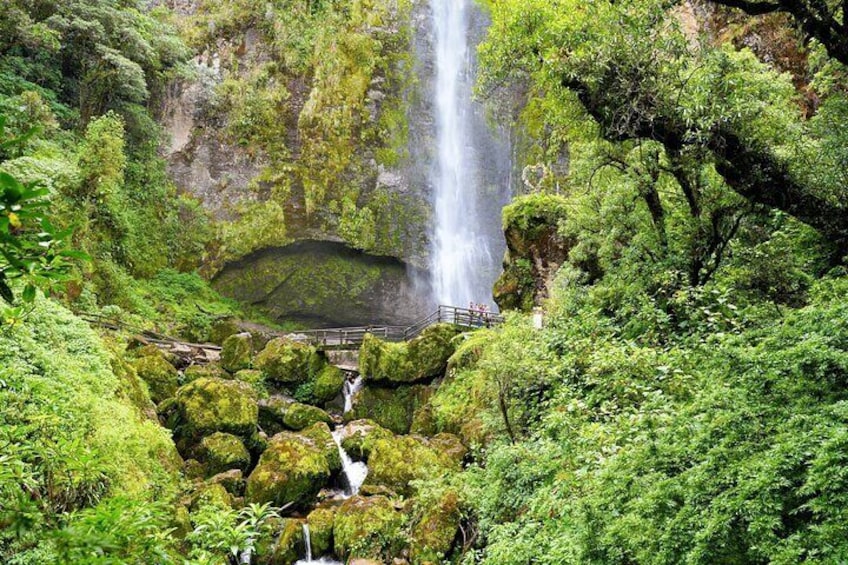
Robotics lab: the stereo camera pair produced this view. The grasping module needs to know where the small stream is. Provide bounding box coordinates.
[295,375,366,564]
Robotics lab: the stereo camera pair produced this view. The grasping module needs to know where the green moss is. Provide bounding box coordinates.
[174,377,258,441]
[270,518,305,565]
[283,402,333,431]
[184,364,230,382]
[255,338,325,384]
[364,435,460,497]
[209,318,241,345]
[339,419,395,461]
[131,352,179,404]
[313,365,346,402]
[198,432,251,476]
[245,423,339,508]
[410,490,461,565]
[220,333,254,373]
[307,506,336,557]
[333,495,407,561]
[347,384,433,434]
[234,368,266,394]
[359,324,461,384]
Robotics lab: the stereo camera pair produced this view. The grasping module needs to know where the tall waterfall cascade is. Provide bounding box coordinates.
[429,0,511,308]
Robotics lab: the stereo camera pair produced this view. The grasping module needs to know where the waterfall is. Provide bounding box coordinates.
[430,0,510,308]
[343,375,363,413]
[303,524,312,562]
[294,523,342,564]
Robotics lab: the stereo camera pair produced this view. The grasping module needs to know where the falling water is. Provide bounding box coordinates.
[331,429,368,497]
[342,375,363,413]
[293,523,342,565]
[430,0,509,307]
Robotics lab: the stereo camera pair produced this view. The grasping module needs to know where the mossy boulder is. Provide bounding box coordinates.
[428,433,468,465]
[410,491,461,564]
[210,318,241,345]
[174,377,258,442]
[268,518,305,565]
[255,338,325,384]
[333,495,407,561]
[208,468,245,497]
[364,435,460,497]
[184,363,230,382]
[313,365,346,402]
[359,324,461,384]
[132,352,179,404]
[347,384,433,434]
[339,419,394,461]
[306,506,336,558]
[190,481,235,510]
[234,368,265,391]
[197,432,251,475]
[259,396,333,435]
[245,423,340,508]
[221,332,254,372]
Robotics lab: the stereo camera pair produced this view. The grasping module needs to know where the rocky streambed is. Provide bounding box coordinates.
[130,323,468,564]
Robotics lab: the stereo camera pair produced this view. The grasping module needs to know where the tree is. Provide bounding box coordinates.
[479,0,848,265]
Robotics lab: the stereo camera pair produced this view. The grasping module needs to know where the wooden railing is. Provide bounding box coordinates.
[294,305,503,350]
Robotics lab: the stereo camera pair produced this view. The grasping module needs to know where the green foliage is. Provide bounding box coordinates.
[186,500,280,564]
[0,297,180,563]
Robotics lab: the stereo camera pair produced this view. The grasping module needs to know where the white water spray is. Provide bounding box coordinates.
[430,0,503,307]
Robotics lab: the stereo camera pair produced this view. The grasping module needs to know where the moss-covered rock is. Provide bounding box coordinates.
[255,338,324,384]
[197,432,251,475]
[184,363,230,382]
[339,419,394,461]
[245,423,340,508]
[347,384,433,434]
[364,435,460,497]
[333,495,407,561]
[428,433,468,465]
[269,518,305,565]
[313,365,346,402]
[174,377,258,442]
[132,352,179,404]
[410,491,461,565]
[234,368,265,391]
[221,332,254,372]
[210,318,241,345]
[259,396,333,434]
[306,506,336,558]
[495,193,585,312]
[284,402,333,431]
[208,468,245,497]
[359,324,461,384]
[191,481,235,510]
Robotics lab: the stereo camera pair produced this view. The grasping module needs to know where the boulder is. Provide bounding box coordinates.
[184,363,230,382]
[313,365,346,402]
[255,338,325,384]
[197,432,251,475]
[174,377,258,442]
[333,495,406,561]
[132,352,179,404]
[268,518,305,565]
[245,423,340,508]
[359,324,460,384]
[209,318,240,345]
[409,491,461,564]
[208,469,245,497]
[339,419,394,461]
[364,435,460,497]
[259,396,333,435]
[234,368,265,391]
[306,506,336,558]
[221,332,253,372]
[347,385,432,434]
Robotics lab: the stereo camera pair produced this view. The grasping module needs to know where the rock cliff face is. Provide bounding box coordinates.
[155,0,452,325]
